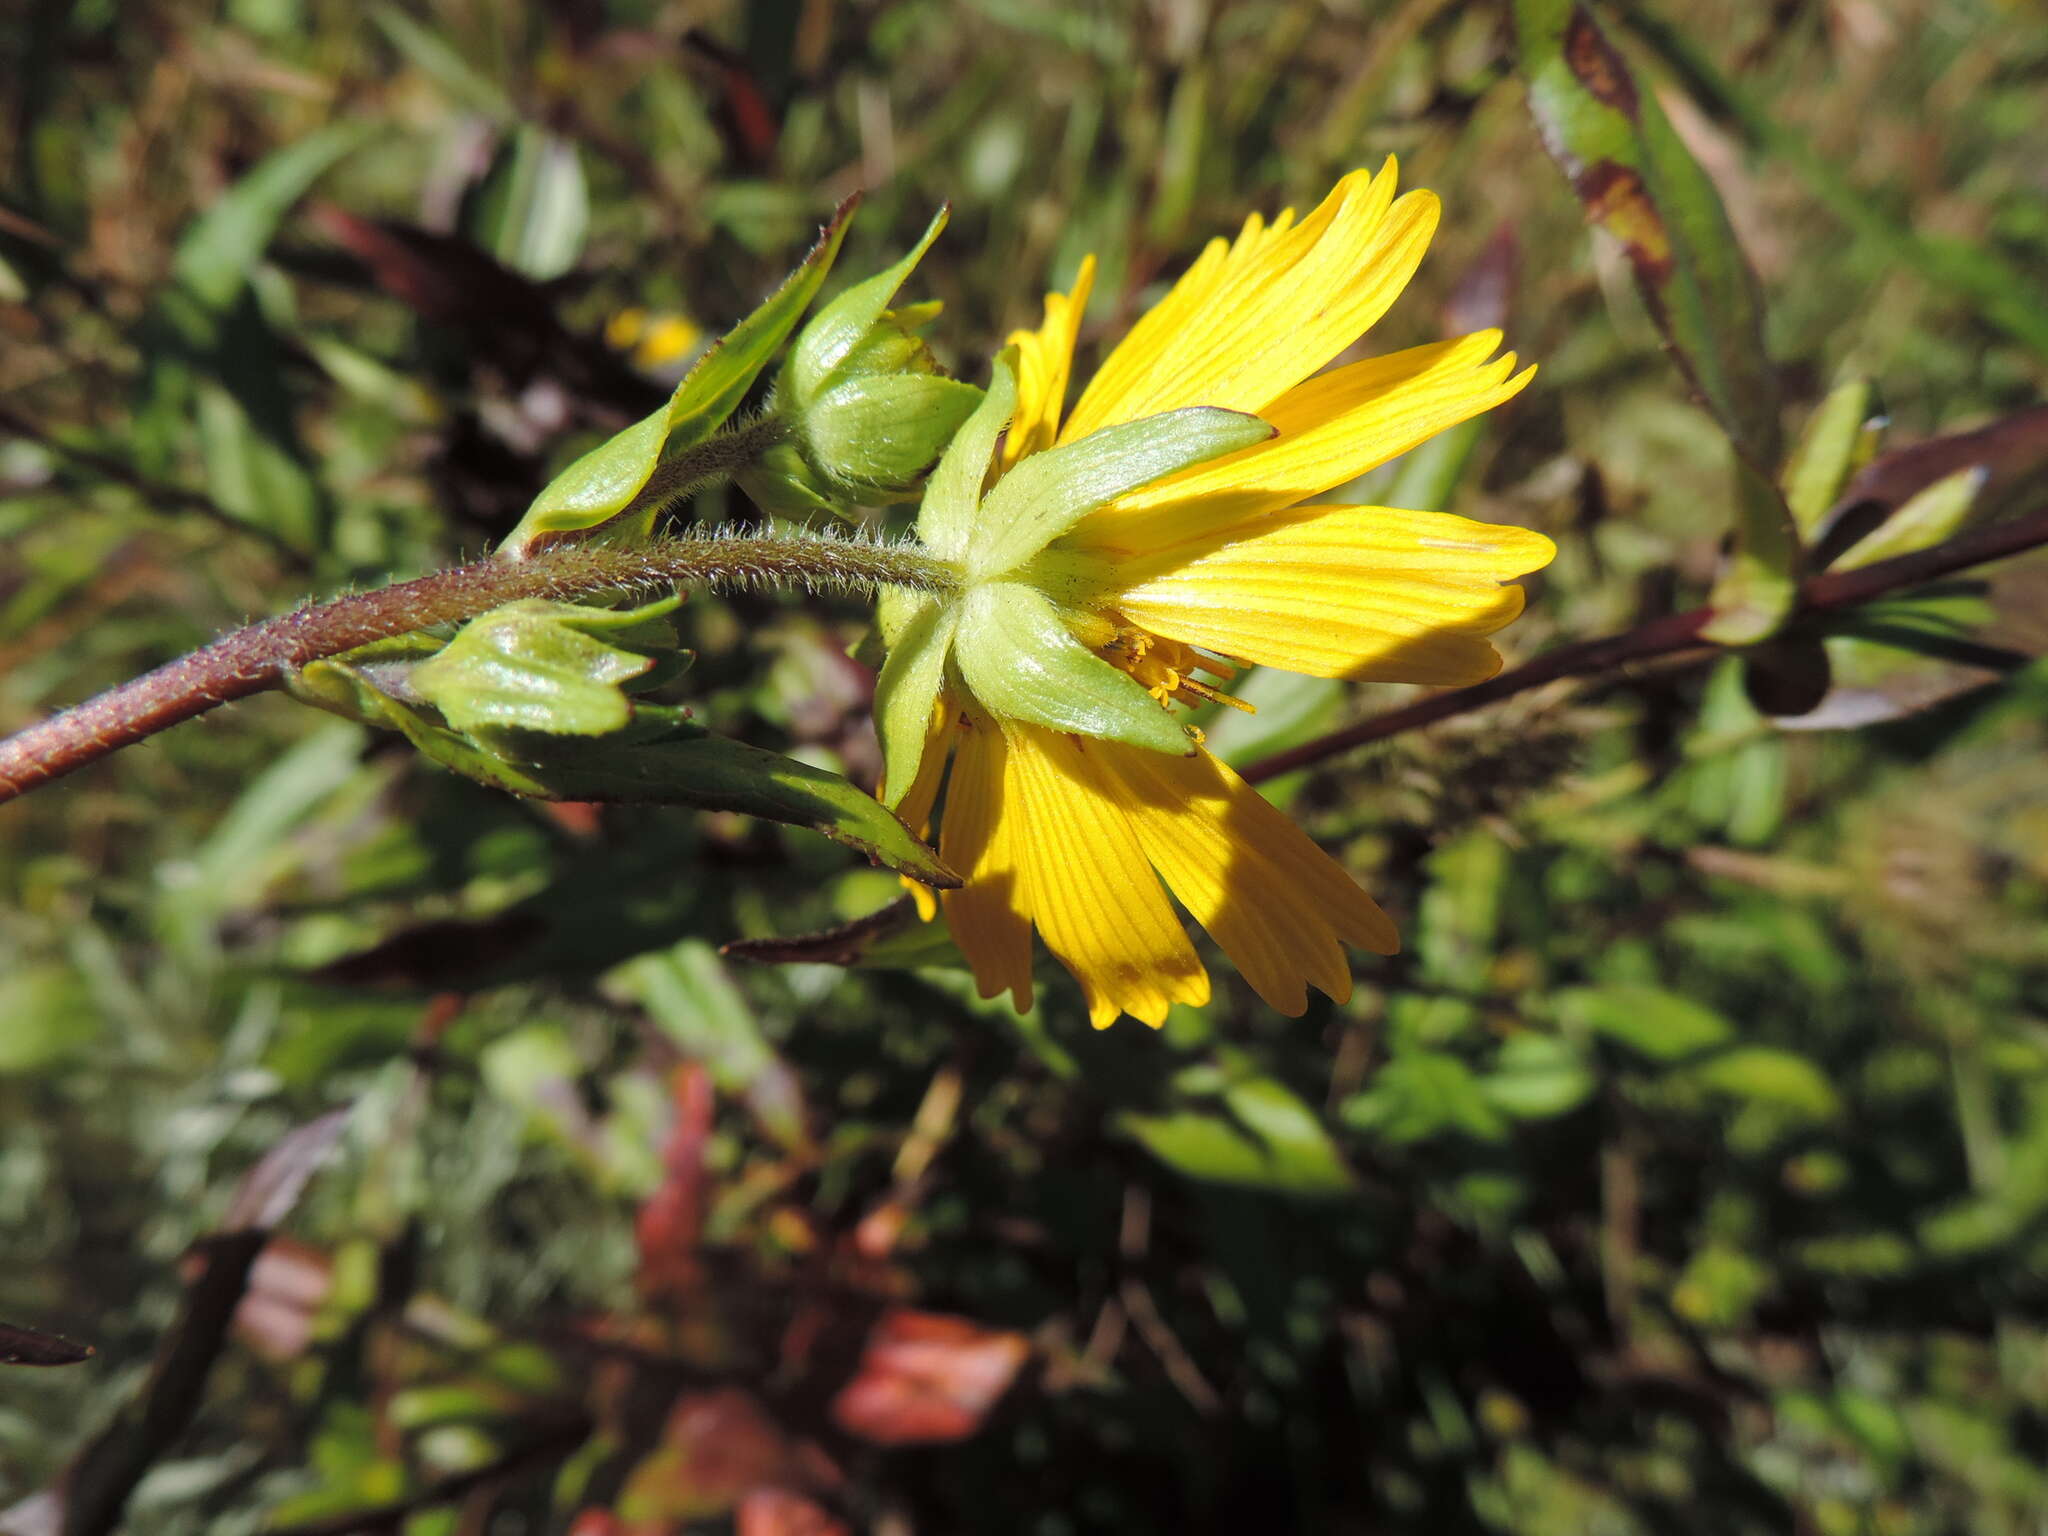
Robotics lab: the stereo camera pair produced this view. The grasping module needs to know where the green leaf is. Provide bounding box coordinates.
[1833,466,1985,571]
[872,595,958,807]
[289,658,957,885]
[1121,1056,1356,1195]
[607,940,808,1150]
[1685,1045,1841,1120]
[1556,984,1733,1061]
[1515,0,1797,641]
[1479,1034,1597,1120]
[952,581,1188,753]
[787,206,948,401]
[501,198,858,552]
[969,407,1272,579]
[917,352,1016,559]
[1782,377,1881,538]
[1340,1051,1509,1144]
[409,596,682,737]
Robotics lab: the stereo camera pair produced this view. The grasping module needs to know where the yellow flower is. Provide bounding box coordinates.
[884,160,1554,1028]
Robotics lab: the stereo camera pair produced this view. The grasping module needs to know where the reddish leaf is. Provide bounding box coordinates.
[615,1390,797,1523]
[829,1310,1030,1446]
[637,1065,714,1298]
[738,1488,849,1536]
[227,1238,334,1363]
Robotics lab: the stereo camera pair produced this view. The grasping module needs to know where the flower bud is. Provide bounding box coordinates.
[746,210,983,513]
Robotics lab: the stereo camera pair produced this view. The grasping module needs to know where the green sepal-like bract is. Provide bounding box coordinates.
[916,353,1017,559]
[952,581,1191,754]
[500,197,858,554]
[872,591,957,808]
[409,596,685,739]
[965,405,1271,580]
[752,207,983,513]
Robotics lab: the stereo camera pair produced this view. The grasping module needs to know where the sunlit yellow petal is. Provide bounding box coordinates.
[1002,255,1096,468]
[1099,742,1398,1014]
[1005,725,1209,1028]
[1111,506,1555,685]
[1075,334,1534,551]
[938,711,1035,1010]
[1061,161,1436,437]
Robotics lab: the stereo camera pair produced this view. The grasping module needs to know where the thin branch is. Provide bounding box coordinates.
[0,532,958,807]
[1241,503,2048,785]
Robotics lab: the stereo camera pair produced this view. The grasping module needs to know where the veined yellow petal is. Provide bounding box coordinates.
[1005,725,1209,1028]
[1112,506,1555,685]
[1099,742,1397,1013]
[938,711,1034,1010]
[1075,334,1534,551]
[1003,255,1096,467]
[1061,162,1436,437]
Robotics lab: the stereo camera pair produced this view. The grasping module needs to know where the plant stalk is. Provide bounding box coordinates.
[0,533,958,806]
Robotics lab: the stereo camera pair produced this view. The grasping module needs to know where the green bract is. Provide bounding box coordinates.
[874,353,1274,805]
[740,208,982,516]
[410,596,685,739]
[499,198,858,555]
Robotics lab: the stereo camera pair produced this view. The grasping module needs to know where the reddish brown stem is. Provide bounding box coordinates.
[1242,503,2048,785]
[0,534,955,807]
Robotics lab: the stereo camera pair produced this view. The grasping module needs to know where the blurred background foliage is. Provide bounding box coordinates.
[4,0,2048,1532]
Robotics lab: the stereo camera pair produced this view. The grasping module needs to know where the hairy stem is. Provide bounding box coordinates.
[0,532,958,806]
[1242,502,2048,785]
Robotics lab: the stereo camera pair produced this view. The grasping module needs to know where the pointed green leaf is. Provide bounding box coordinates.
[288,659,957,885]
[501,198,858,553]
[968,407,1273,579]
[788,206,949,401]
[1515,0,1799,641]
[952,581,1188,753]
[1556,984,1732,1061]
[1833,466,1985,571]
[873,596,958,808]
[1783,377,1881,537]
[917,352,1016,559]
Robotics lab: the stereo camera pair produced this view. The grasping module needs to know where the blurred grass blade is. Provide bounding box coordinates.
[171,123,374,316]
[1615,1,2048,359]
[469,126,589,282]
[370,2,515,120]
[1515,0,1797,641]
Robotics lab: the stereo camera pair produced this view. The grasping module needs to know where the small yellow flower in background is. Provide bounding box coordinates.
[878,159,1555,1028]
[604,306,704,372]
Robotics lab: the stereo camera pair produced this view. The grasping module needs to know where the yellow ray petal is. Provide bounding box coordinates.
[1061,162,1437,438]
[1002,255,1096,468]
[1100,743,1398,1014]
[1074,334,1534,552]
[1111,506,1556,685]
[1004,724,1209,1028]
[938,711,1034,1011]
